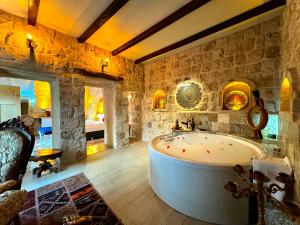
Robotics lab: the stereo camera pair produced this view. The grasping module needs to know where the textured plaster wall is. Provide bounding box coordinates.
[0,10,144,162]
[143,16,282,141]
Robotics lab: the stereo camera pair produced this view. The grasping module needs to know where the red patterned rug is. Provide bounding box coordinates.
[19,173,124,225]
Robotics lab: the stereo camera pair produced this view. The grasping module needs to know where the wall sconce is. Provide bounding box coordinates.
[101,58,109,71]
[26,33,37,49]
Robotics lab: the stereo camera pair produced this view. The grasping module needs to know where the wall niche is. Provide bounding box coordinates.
[152,90,167,111]
[280,77,291,112]
[221,81,250,111]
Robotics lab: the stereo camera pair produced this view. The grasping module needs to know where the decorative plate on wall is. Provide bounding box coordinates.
[224,90,249,110]
[175,81,202,109]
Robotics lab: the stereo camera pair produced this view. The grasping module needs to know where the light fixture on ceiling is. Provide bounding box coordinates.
[101,58,109,71]
[26,33,37,49]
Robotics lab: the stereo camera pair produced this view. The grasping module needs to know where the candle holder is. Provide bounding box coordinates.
[26,33,37,49]
[224,165,300,225]
[101,58,108,71]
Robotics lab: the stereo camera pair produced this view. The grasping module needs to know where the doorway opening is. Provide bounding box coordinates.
[84,86,105,155]
[0,77,53,150]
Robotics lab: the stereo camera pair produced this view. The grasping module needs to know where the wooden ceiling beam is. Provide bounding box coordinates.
[135,0,285,64]
[27,0,40,26]
[112,0,211,56]
[78,0,129,43]
[73,68,124,82]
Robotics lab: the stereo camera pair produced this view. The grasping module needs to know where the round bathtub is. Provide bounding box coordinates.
[148,132,264,225]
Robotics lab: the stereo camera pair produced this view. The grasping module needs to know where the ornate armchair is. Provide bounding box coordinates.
[0,118,35,189]
[0,180,27,225]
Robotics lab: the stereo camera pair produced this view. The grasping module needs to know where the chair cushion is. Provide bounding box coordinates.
[0,180,17,194]
[0,190,27,225]
[0,130,24,183]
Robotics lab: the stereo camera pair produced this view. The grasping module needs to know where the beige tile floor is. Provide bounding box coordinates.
[23,142,214,225]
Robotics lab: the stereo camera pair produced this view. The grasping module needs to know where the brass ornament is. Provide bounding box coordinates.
[175,81,202,109]
[224,90,249,110]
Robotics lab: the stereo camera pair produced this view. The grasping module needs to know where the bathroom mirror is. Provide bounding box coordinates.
[175,80,202,109]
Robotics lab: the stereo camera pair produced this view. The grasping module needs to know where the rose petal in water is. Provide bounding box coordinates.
[182,149,186,153]
[167,146,170,149]
[207,150,210,153]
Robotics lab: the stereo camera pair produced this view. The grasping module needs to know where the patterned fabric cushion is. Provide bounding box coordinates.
[0,190,27,225]
[0,180,17,194]
[0,130,24,183]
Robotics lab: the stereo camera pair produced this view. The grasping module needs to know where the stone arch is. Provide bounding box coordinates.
[280,68,300,122]
[152,89,167,111]
[218,78,257,110]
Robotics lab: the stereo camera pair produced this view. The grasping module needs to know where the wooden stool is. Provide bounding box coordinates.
[30,148,62,177]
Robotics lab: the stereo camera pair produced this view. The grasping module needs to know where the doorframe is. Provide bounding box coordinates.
[84,77,116,148]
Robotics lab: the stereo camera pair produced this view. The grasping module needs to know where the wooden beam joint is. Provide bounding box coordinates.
[73,68,124,82]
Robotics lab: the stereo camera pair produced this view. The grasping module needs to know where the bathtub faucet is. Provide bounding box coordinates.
[181,119,191,129]
[181,118,195,131]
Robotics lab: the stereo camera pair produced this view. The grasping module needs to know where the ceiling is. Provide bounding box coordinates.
[0,0,284,63]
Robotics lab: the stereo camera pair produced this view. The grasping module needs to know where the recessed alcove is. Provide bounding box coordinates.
[280,77,291,112]
[221,81,251,111]
[152,90,167,111]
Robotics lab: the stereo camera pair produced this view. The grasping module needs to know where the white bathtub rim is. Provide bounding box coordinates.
[148,131,266,170]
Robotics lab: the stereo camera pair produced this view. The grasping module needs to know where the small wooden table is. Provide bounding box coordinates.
[30,148,62,177]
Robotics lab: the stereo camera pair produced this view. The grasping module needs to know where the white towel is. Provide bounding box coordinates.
[253,155,292,201]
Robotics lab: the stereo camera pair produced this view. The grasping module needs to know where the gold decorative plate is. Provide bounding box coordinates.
[224,90,248,110]
[176,81,202,109]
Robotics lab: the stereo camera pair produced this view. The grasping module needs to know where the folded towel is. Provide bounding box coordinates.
[253,155,292,201]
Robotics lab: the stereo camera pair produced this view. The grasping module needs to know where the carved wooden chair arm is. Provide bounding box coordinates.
[0,180,18,194]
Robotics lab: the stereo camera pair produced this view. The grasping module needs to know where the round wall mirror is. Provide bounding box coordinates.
[175,81,202,109]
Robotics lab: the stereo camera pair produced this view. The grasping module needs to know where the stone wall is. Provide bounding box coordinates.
[0,10,144,161]
[143,16,282,141]
[280,1,300,224]
[127,91,143,140]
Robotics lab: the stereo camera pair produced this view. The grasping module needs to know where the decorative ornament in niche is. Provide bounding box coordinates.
[222,81,251,111]
[224,90,249,110]
[152,90,167,111]
[176,81,202,109]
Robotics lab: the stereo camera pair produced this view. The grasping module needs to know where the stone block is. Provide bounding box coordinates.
[218,123,229,133]
[218,113,229,123]
[224,44,237,56]
[229,113,242,124]
[235,53,247,65]
[265,46,281,58]
[247,49,264,62]
[244,24,261,38]
[202,40,216,51]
